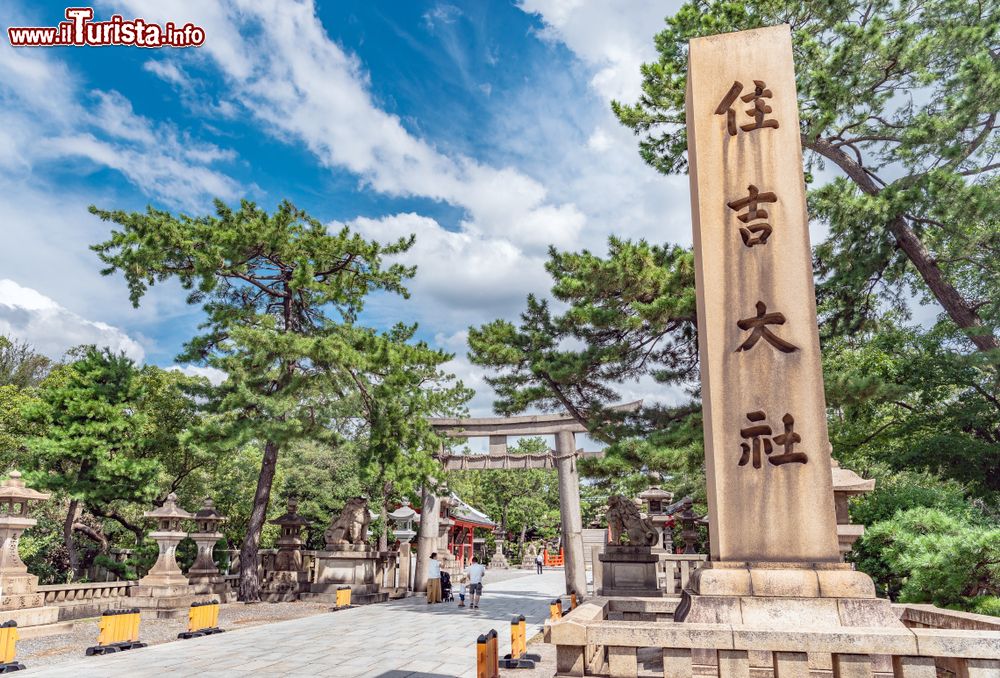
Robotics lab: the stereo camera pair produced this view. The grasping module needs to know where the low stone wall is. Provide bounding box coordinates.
[546,597,1000,677]
[896,603,1000,632]
[38,581,137,621]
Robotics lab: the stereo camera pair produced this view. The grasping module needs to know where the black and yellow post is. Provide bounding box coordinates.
[333,586,352,610]
[475,629,499,678]
[0,620,24,673]
[549,598,563,620]
[178,600,225,639]
[85,608,146,655]
[570,591,578,609]
[499,615,541,669]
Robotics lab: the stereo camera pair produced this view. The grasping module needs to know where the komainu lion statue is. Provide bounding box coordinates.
[606,495,658,546]
[325,497,371,548]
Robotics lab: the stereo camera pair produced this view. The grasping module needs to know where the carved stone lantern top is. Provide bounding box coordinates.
[638,485,674,514]
[269,498,309,527]
[830,459,876,495]
[144,493,193,533]
[192,497,227,534]
[0,471,49,517]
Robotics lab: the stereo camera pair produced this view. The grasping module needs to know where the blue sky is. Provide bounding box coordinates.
[0,0,693,415]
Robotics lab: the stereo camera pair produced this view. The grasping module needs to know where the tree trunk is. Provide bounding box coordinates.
[64,499,80,578]
[378,480,393,552]
[803,135,998,352]
[239,439,280,602]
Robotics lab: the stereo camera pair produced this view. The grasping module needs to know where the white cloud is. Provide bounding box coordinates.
[143,59,190,87]
[0,24,240,211]
[518,0,681,102]
[0,279,145,362]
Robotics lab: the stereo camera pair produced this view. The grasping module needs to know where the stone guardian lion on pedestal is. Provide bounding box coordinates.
[606,495,658,546]
[324,497,371,549]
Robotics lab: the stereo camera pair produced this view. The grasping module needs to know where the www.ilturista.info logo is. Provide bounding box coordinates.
[7,7,206,48]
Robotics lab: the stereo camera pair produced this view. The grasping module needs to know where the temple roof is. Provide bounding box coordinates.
[447,493,496,529]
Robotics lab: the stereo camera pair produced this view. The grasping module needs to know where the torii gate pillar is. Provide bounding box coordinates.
[555,430,586,597]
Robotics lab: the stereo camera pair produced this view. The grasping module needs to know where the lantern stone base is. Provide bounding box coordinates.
[0,574,69,633]
[299,549,388,606]
[676,561,901,628]
[188,573,234,602]
[130,582,201,619]
[261,570,309,603]
[598,545,663,598]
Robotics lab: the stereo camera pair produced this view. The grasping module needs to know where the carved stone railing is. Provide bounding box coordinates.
[37,581,137,620]
[546,598,1000,677]
[657,554,707,595]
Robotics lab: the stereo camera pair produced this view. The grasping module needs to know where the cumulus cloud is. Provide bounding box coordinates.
[518,0,681,102]
[0,279,145,362]
[0,19,240,211]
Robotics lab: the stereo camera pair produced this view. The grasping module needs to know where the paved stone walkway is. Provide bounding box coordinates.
[25,570,565,678]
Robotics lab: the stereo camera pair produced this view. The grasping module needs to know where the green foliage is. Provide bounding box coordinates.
[90,199,469,598]
[824,322,1000,500]
[0,336,51,388]
[22,347,161,507]
[614,0,999,352]
[859,507,1000,608]
[468,239,701,486]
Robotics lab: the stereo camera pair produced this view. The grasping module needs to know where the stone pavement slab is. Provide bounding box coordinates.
[24,569,564,678]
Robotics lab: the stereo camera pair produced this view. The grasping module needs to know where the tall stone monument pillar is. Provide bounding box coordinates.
[555,430,586,597]
[413,482,440,593]
[680,24,895,629]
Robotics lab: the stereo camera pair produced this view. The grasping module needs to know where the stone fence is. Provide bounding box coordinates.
[545,598,1000,677]
[658,555,706,595]
[258,548,404,591]
[37,581,137,621]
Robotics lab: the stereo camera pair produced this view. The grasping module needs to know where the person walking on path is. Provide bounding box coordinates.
[426,552,442,604]
[465,557,486,609]
[535,552,543,574]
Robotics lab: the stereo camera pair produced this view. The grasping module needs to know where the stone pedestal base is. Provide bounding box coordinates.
[188,574,234,602]
[598,545,663,598]
[489,551,509,569]
[677,561,902,628]
[261,570,309,602]
[130,582,201,619]
[299,549,388,605]
[0,605,60,628]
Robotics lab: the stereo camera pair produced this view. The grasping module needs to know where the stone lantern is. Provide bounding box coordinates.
[387,501,417,544]
[261,498,310,601]
[187,498,227,598]
[131,493,198,618]
[831,459,875,558]
[637,485,675,553]
[0,471,60,628]
[387,502,418,591]
[488,526,509,569]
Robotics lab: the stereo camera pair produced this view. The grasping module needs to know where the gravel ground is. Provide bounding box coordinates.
[18,600,331,670]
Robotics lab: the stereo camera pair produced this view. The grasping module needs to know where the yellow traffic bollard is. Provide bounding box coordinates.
[500,615,541,669]
[570,591,578,609]
[549,599,562,620]
[86,608,146,655]
[179,600,224,639]
[0,620,24,672]
[475,629,499,678]
[334,586,352,609]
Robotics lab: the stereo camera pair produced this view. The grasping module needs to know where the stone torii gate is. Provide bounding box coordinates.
[428,406,637,596]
